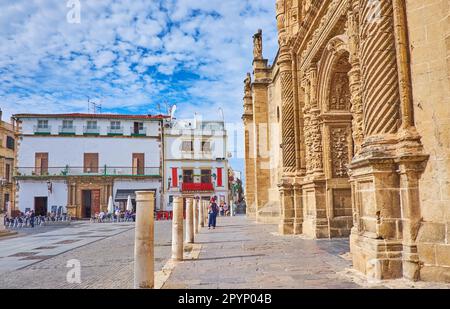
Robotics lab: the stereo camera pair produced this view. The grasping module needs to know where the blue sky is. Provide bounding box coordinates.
[0,0,279,173]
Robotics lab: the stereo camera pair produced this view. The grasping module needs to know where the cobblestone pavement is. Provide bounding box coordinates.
[163,216,450,289]
[0,221,172,289]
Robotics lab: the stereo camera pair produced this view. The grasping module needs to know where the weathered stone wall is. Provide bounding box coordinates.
[267,63,283,204]
[406,0,450,282]
[243,0,450,282]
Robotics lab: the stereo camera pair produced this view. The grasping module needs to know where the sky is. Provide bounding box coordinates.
[0,0,279,174]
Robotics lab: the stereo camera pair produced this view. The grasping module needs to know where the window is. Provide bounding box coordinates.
[110,121,121,130]
[5,163,11,182]
[201,169,211,184]
[201,141,211,152]
[35,153,49,175]
[6,136,14,150]
[181,140,193,152]
[132,153,145,175]
[133,122,144,134]
[62,120,73,129]
[183,170,194,183]
[84,153,99,173]
[86,121,97,129]
[37,120,48,129]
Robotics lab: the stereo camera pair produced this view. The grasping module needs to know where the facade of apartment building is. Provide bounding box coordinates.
[163,118,229,209]
[0,110,16,215]
[13,113,166,218]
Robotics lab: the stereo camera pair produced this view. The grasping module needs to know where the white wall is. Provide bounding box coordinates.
[19,117,160,136]
[113,179,162,210]
[18,136,161,170]
[17,180,67,213]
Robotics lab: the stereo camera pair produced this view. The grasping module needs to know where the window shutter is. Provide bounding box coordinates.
[217,168,223,187]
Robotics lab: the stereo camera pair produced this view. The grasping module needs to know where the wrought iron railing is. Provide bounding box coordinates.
[14,166,160,177]
[33,125,52,134]
[181,182,214,192]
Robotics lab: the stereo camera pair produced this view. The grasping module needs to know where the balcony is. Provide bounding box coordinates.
[181,182,214,192]
[130,127,147,136]
[14,166,161,178]
[33,125,52,135]
[83,126,100,135]
[59,126,76,135]
[107,126,124,136]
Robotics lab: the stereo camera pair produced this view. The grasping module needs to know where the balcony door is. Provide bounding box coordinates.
[183,170,194,183]
[132,153,145,175]
[201,169,211,183]
[35,153,48,176]
[84,153,99,173]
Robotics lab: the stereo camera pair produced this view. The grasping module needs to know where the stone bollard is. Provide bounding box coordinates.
[134,191,155,289]
[185,197,194,243]
[205,201,209,224]
[0,213,6,232]
[199,199,205,228]
[171,196,184,261]
[194,199,199,234]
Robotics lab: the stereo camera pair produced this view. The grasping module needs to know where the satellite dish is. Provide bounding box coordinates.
[170,105,177,120]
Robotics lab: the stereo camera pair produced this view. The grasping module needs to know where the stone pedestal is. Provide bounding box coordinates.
[278,182,294,235]
[134,191,155,289]
[302,178,329,238]
[185,198,194,244]
[171,197,184,261]
[349,158,403,280]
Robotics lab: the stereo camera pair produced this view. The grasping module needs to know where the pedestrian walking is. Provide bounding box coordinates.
[219,203,224,216]
[223,202,229,216]
[30,210,35,228]
[208,197,219,229]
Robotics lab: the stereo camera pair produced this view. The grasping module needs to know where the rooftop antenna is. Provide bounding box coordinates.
[156,102,162,115]
[87,97,102,114]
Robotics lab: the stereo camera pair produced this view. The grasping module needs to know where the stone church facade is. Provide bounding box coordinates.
[243,0,450,282]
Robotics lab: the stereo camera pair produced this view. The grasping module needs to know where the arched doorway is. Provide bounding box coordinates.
[318,37,354,238]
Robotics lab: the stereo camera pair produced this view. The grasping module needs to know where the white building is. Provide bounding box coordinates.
[13,113,166,218]
[163,117,229,209]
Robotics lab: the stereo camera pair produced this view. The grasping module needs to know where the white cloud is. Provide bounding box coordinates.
[0,0,278,170]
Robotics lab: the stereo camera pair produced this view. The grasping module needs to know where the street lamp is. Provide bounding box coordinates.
[47,180,53,194]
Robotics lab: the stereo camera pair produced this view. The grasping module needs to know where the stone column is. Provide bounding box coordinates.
[204,200,208,224]
[185,197,194,243]
[242,73,256,219]
[398,159,428,281]
[349,0,407,280]
[293,183,303,235]
[278,48,296,175]
[301,66,328,239]
[134,191,154,289]
[0,213,6,232]
[277,27,297,234]
[171,197,184,261]
[251,30,271,222]
[199,199,205,227]
[347,0,364,154]
[194,198,199,234]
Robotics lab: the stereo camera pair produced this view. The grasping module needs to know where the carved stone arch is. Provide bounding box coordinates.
[317,35,351,114]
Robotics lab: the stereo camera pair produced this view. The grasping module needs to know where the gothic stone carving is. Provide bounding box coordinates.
[331,127,350,178]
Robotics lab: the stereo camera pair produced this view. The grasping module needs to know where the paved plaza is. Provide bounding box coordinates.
[0,221,172,289]
[1,216,449,289]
